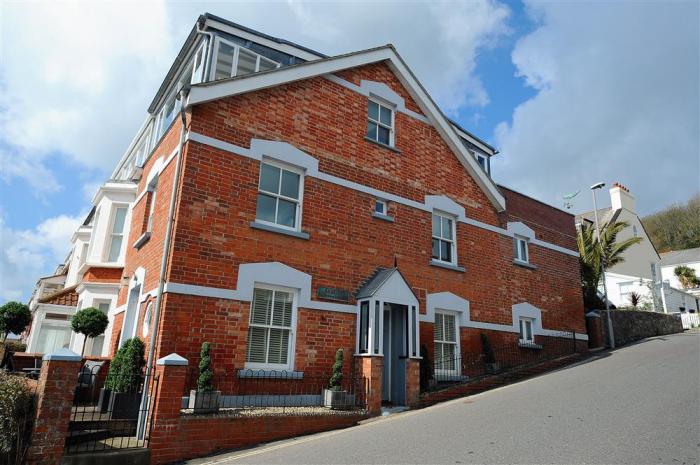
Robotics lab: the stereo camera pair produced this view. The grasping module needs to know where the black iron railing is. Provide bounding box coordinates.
[65,363,158,455]
[428,330,578,388]
[183,368,368,415]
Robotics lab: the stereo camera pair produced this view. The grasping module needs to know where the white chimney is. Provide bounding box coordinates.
[610,182,636,212]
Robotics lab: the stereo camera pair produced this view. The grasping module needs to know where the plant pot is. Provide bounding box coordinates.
[97,388,112,413]
[323,389,350,409]
[109,391,141,419]
[485,362,501,374]
[188,390,220,413]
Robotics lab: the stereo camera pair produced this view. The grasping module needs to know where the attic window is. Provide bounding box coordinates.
[366,100,394,146]
[474,152,489,174]
[213,38,280,80]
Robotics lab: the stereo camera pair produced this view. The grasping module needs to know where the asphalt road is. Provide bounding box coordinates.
[191,332,700,464]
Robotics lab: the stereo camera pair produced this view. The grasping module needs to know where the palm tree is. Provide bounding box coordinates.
[577,220,642,309]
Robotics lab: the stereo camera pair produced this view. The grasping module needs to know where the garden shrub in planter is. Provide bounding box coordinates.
[0,371,35,465]
[188,342,220,413]
[104,338,145,419]
[323,349,350,409]
[480,333,500,374]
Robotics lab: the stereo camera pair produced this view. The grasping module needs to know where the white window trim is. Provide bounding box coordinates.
[211,36,281,82]
[519,316,535,344]
[474,153,489,174]
[432,211,457,265]
[255,159,305,233]
[514,235,530,264]
[367,98,395,146]
[244,284,298,371]
[103,204,129,263]
[434,310,460,377]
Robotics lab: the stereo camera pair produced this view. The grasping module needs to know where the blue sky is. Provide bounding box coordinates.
[1,0,698,302]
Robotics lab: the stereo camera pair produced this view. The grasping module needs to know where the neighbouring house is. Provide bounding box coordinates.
[661,247,700,300]
[576,183,665,311]
[26,14,587,411]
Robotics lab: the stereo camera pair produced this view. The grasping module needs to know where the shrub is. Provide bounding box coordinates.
[197,342,213,392]
[0,372,35,465]
[419,344,433,392]
[105,338,145,393]
[0,303,31,343]
[2,342,26,354]
[71,307,109,356]
[328,348,343,391]
[480,333,496,364]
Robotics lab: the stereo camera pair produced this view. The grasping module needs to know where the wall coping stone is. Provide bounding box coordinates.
[42,347,81,362]
[157,353,188,366]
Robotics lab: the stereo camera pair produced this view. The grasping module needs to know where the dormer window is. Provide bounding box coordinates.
[366,100,394,146]
[213,38,280,80]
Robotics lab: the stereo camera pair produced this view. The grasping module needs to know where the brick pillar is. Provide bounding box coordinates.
[149,353,188,465]
[586,312,604,349]
[355,355,383,415]
[405,358,420,407]
[26,348,82,465]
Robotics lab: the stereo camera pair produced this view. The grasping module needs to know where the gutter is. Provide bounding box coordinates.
[137,85,190,438]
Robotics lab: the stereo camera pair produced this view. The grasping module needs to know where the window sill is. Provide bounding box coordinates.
[513,259,537,270]
[518,342,543,350]
[238,369,304,379]
[132,232,151,250]
[364,137,401,154]
[430,259,465,273]
[372,212,395,222]
[250,221,310,240]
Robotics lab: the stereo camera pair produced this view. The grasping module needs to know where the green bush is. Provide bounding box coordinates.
[2,342,26,354]
[480,333,496,364]
[328,348,343,391]
[104,338,145,393]
[71,307,109,355]
[197,342,213,392]
[0,303,31,343]
[0,371,35,465]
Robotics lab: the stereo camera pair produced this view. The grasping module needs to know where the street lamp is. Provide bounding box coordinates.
[591,182,615,348]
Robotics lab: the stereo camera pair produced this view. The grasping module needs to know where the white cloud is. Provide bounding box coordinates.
[494,1,699,215]
[0,213,83,302]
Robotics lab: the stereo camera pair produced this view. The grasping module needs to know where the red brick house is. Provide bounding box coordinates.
[92,14,586,410]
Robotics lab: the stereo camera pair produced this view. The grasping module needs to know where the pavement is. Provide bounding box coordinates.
[188,332,700,464]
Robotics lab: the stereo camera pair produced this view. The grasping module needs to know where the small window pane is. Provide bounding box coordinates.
[258,57,277,72]
[215,42,235,79]
[519,240,528,262]
[432,215,441,236]
[267,328,289,364]
[373,301,380,354]
[272,291,293,327]
[280,170,300,199]
[377,126,390,145]
[366,121,377,140]
[260,164,280,194]
[107,236,123,262]
[379,106,392,126]
[368,101,379,120]
[246,327,268,363]
[432,238,440,260]
[112,207,127,234]
[251,289,272,325]
[237,49,257,76]
[442,217,453,240]
[276,199,296,228]
[256,194,277,223]
[440,240,451,263]
[359,302,369,353]
[375,200,385,214]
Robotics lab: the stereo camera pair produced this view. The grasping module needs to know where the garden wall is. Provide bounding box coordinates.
[599,310,683,346]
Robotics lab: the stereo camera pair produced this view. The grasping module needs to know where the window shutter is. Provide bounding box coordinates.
[251,289,272,325]
[434,313,444,341]
[444,314,456,343]
[246,326,268,363]
[267,328,289,364]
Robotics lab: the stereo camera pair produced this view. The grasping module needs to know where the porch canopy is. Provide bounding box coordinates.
[355,268,420,358]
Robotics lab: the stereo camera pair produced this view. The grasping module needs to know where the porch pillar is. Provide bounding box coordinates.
[405,358,420,407]
[26,348,82,465]
[355,355,383,415]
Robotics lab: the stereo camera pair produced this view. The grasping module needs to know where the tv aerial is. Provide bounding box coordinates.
[563,190,580,210]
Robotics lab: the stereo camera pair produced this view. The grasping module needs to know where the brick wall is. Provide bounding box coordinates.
[82,266,123,283]
[118,60,585,391]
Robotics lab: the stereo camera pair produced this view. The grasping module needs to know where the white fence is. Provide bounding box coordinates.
[678,313,700,329]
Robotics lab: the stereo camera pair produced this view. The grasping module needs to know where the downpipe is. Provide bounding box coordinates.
[136,86,189,439]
